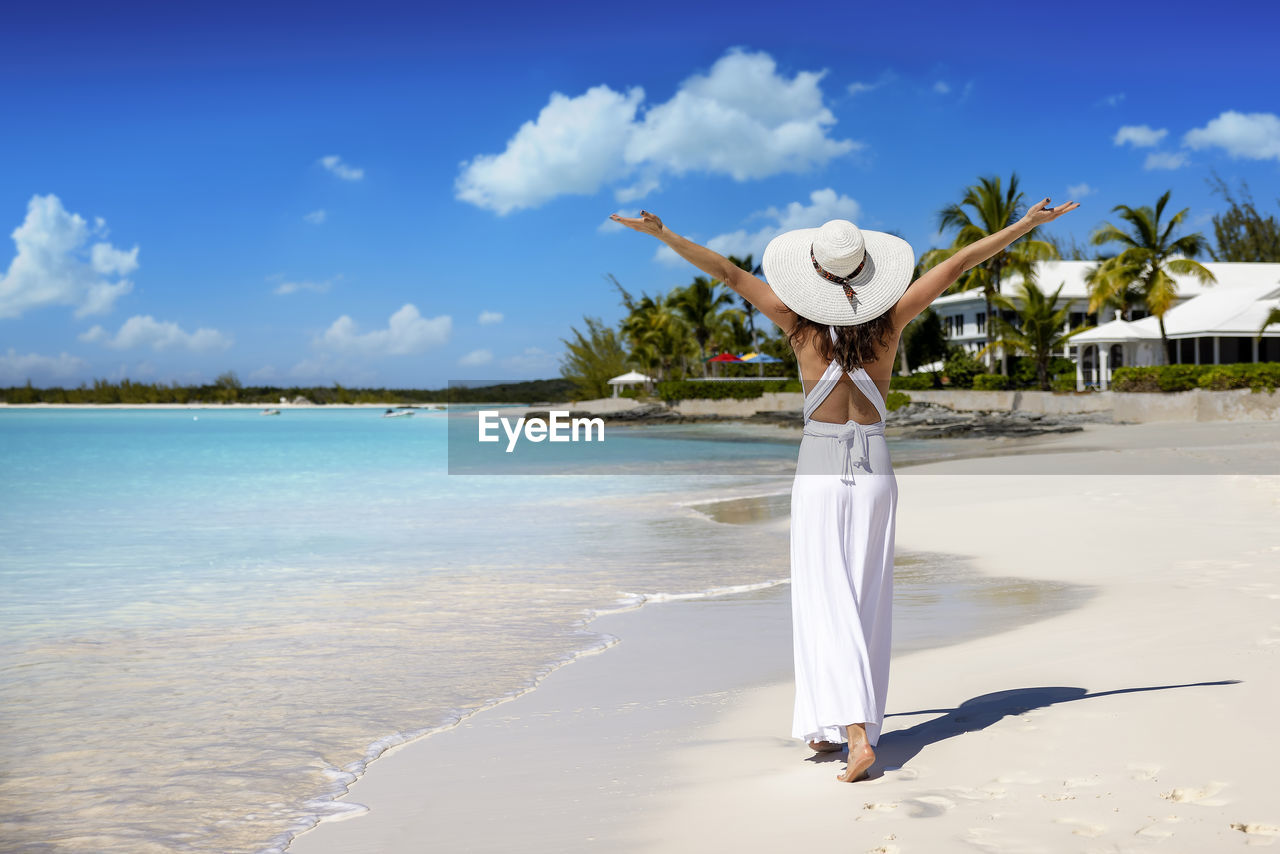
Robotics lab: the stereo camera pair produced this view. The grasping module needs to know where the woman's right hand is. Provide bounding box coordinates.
[609,210,666,237]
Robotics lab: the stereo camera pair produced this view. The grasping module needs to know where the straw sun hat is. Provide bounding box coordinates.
[761,220,915,326]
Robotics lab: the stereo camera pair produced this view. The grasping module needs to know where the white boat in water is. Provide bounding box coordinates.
[382,409,414,418]
[260,408,282,416]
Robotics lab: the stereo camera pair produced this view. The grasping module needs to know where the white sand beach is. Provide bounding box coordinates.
[288,422,1280,853]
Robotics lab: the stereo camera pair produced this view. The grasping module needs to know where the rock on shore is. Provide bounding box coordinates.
[522,400,1110,439]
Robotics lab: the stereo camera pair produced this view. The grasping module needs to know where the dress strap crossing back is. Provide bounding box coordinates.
[800,326,887,424]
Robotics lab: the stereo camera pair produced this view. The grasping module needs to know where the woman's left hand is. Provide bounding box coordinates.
[1022,197,1081,227]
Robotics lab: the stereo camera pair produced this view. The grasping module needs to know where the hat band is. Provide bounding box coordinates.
[810,244,868,286]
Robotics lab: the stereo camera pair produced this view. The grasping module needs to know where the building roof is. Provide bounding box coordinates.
[608,370,653,384]
[1072,280,1280,342]
[930,260,1280,309]
[1072,312,1161,343]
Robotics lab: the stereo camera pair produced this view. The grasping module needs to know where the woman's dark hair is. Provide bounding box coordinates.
[787,311,896,373]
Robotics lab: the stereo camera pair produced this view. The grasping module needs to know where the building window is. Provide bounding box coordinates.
[1219,338,1244,363]
[975,312,986,334]
[1069,311,1086,329]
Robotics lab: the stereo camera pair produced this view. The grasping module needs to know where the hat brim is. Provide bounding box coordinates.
[761,227,915,326]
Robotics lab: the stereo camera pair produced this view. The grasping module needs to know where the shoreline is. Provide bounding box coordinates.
[286,421,1280,853]
[285,554,1092,854]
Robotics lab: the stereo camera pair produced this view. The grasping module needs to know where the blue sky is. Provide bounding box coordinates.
[1,0,1277,388]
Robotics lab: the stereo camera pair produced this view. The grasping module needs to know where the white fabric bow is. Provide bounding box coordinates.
[834,421,873,484]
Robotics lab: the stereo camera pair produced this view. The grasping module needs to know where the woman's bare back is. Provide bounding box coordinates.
[793,327,901,426]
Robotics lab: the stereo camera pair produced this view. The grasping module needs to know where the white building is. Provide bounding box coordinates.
[926,261,1280,388]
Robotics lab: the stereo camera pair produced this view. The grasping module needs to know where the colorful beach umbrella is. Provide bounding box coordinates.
[704,352,742,363]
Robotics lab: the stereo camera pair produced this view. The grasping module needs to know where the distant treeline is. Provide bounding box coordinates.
[0,376,578,405]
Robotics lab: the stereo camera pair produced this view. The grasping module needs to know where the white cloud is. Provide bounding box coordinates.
[0,194,137,318]
[501,346,559,372]
[455,85,644,215]
[1066,183,1096,198]
[319,155,364,181]
[79,315,232,351]
[847,71,895,96]
[932,80,951,95]
[0,348,87,383]
[287,356,377,386]
[625,50,858,183]
[456,49,859,214]
[477,310,503,325]
[458,348,493,366]
[274,279,331,296]
[656,188,861,266]
[304,209,327,224]
[1096,93,1125,108]
[1144,151,1189,170]
[1114,125,1167,147]
[317,304,451,356]
[1183,110,1280,161]
[613,175,661,203]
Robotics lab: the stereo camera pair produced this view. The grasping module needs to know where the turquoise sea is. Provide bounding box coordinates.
[0,408,1084,853]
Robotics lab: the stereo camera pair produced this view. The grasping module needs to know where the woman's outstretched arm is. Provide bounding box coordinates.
[889,197,1080,327]
[610,210,797,333]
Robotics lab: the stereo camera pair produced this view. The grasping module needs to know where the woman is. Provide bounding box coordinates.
[610,197,1078,782]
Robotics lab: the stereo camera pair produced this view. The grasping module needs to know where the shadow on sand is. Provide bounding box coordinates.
[806,680,1241,777]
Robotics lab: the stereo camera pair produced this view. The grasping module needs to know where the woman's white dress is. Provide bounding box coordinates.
[791,327,897,747]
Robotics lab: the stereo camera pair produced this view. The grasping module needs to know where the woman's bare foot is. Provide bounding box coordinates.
[836,723,875,782]
[836,741,875,782]
[808,739,843,753]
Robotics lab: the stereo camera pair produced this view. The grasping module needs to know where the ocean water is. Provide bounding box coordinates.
[0,408,1081,853]
[0,408,810,853]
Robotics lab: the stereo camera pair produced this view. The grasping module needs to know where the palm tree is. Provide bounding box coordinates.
[981,280,1085,390]
[559,316,629,399]
[921,172,1058,374]
[1089,190,1216,364]
[670,275,737,375]
[1261,306,1280,338]
[724,254,759,352]
[610,275,696,381]
[1083,263,1144,321]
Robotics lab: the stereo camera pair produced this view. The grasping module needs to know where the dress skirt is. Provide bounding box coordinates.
[790,421,897,747]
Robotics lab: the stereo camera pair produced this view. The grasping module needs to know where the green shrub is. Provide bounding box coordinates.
[891,373,940,390]
[1051,372,1077,392]
[1110,365,1206,392]
[943,349,985,389]
[1110,363,1279,393]
[779,378,803,393]
[885,391,911,412]
[1195,363,1280,392]
[656,380,769,402]
[972,373,1010,390]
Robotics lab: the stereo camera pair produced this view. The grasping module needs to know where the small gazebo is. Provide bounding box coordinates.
[607,370,654,398]
[1070,310,1162,390]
